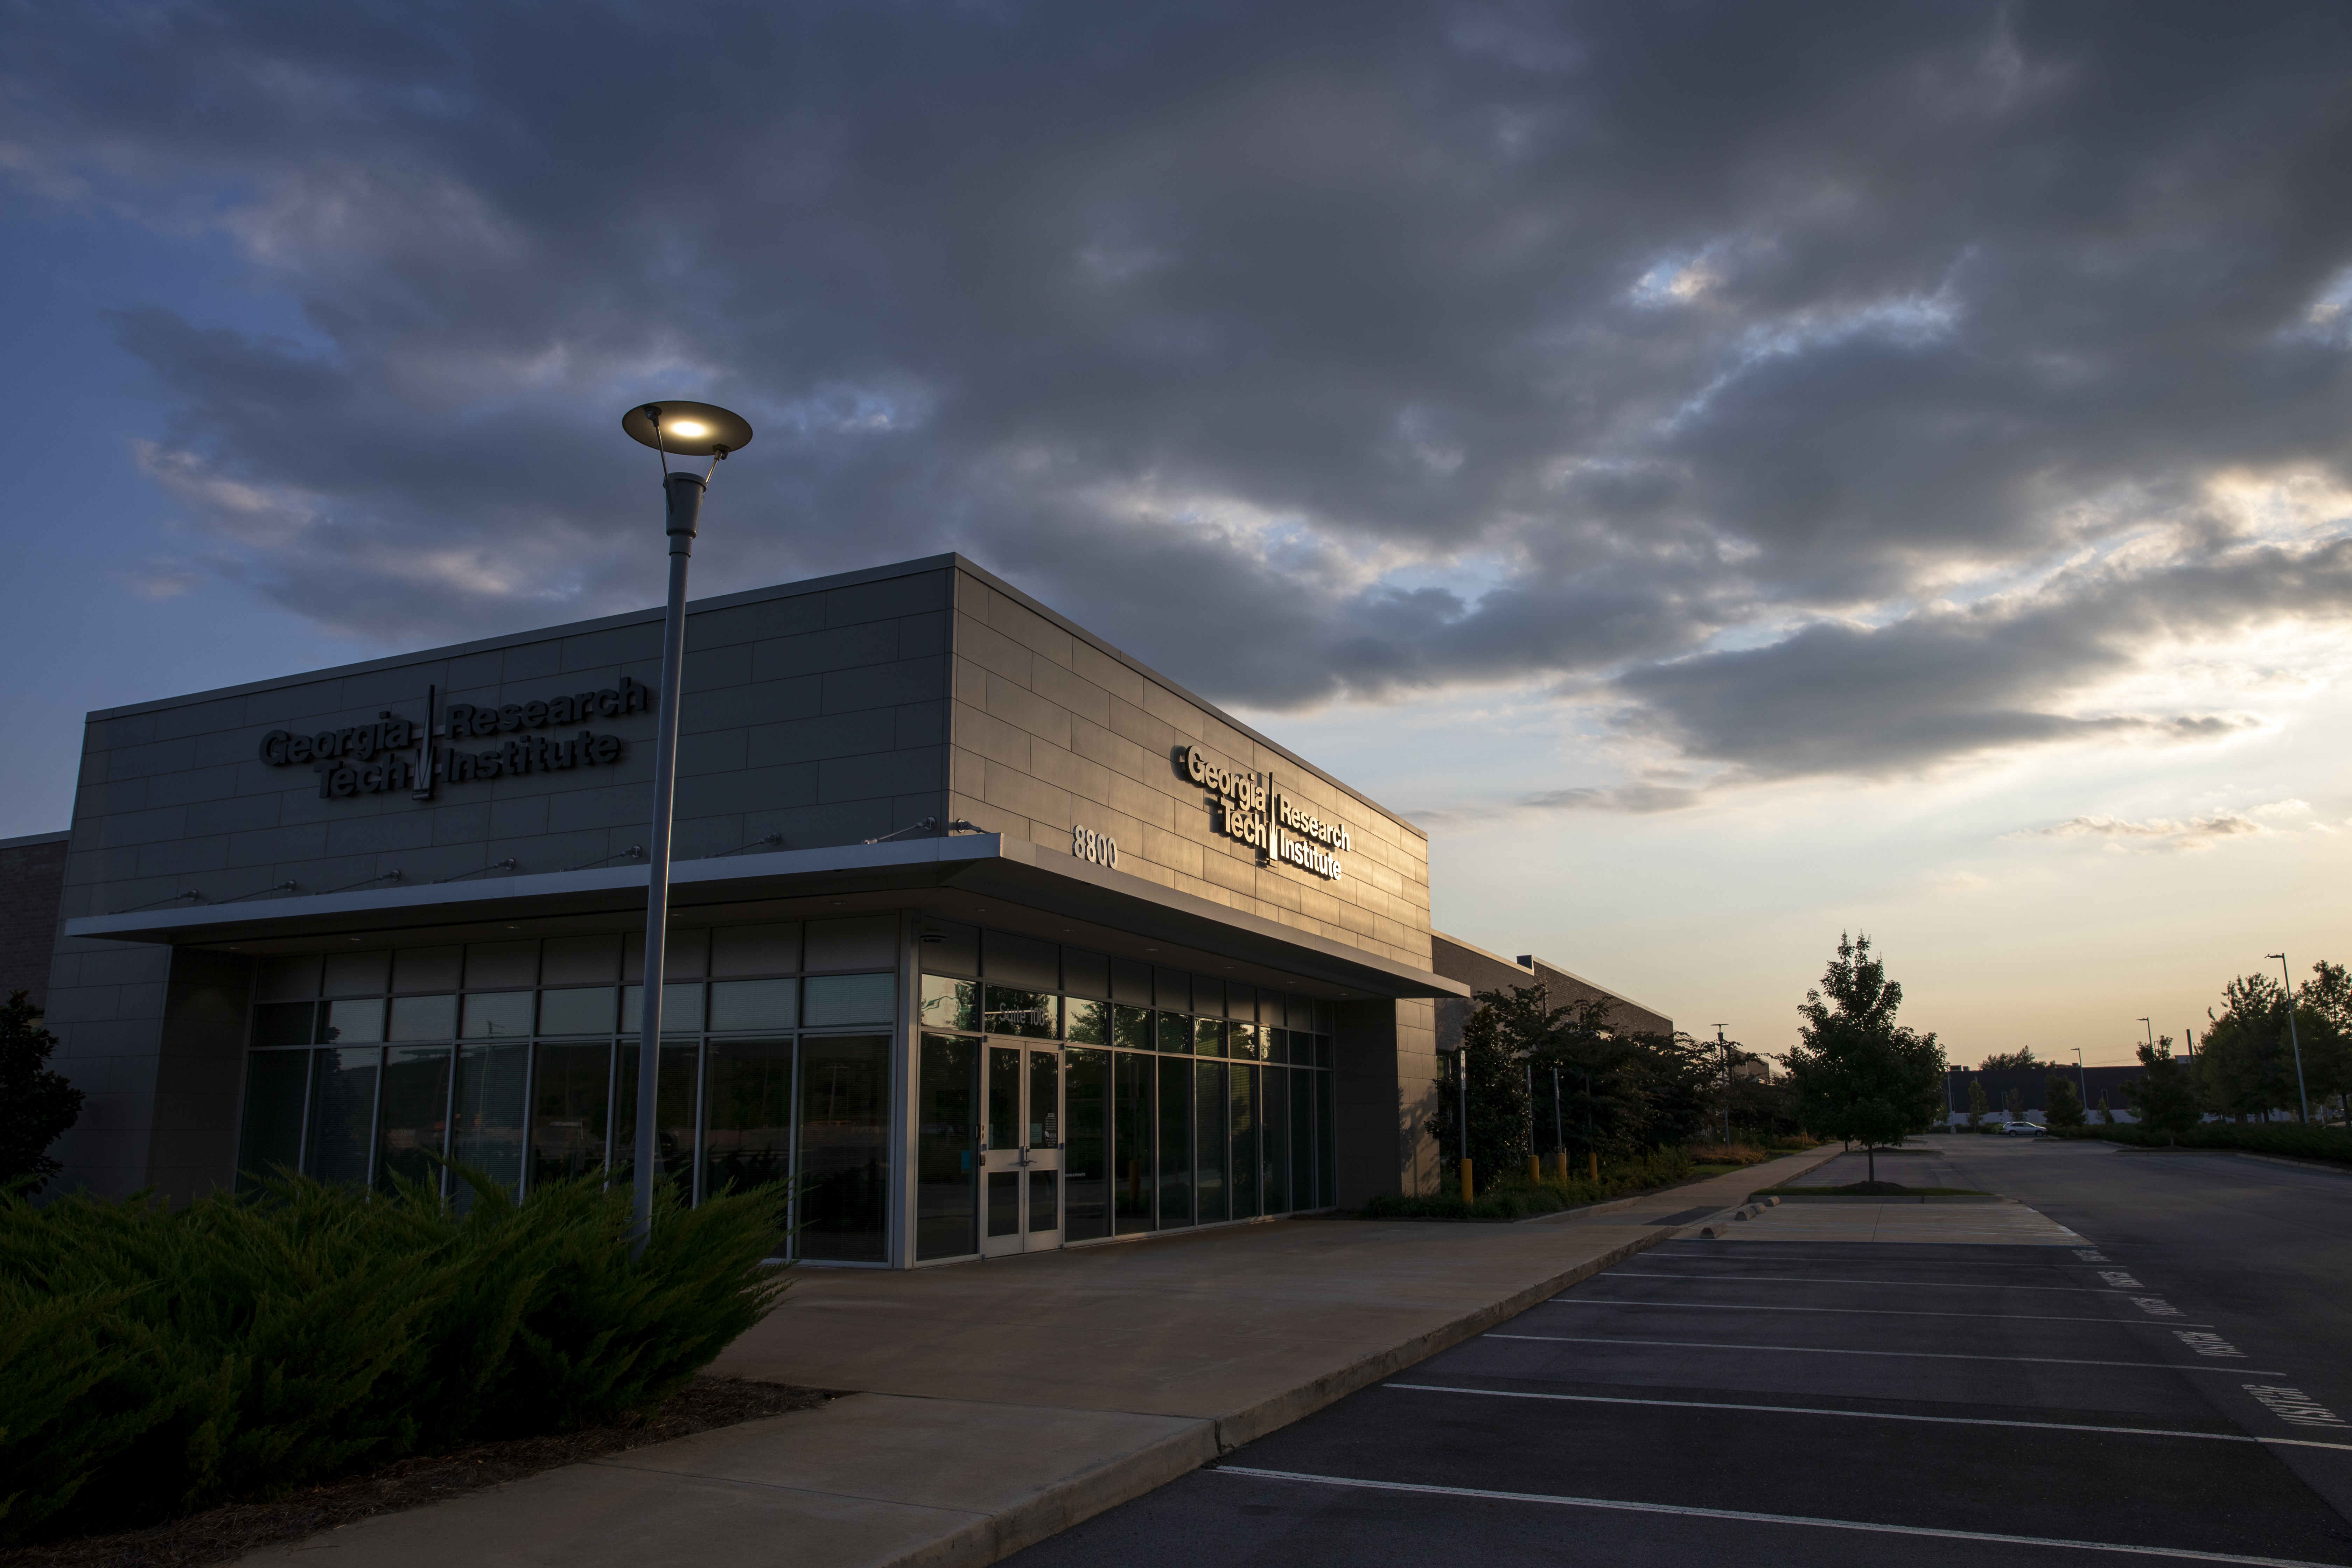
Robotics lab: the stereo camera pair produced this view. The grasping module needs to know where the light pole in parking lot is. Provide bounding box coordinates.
[2073,1047,2087,1110]
[621,399,754,1253]
[2268,954,2311,1124]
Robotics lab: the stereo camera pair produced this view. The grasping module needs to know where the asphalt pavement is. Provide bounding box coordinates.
[1006,1136,2352,1566]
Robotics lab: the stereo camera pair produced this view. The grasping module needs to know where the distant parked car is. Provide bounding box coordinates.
[2001,1121,2044,1138]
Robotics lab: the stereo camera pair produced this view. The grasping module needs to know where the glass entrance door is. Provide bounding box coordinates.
[980,1043,1062,1256]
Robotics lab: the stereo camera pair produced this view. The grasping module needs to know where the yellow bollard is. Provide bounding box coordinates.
[1589,1150,1600,1182]
[1552,1149,1568,1182]
[1460,1157,1475,1203]
[1527,1156,1542,1185]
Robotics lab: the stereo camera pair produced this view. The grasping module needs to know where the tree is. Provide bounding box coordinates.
[2199,971,2347,1123]
[2098,1094,2115,1126]
[0,991,82,1191]
[1966,1078,1988,1131]
[1429,1000,1532,1178]
[1979,1047,2039,1071]
[2121,1038,2201,1144]
[1784,934,1947,1183]
[2044,1073,2086,1132]
[2004,1086,2028,1121]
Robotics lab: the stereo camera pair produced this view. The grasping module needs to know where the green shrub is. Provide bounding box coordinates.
[0,1170,786,1544]
[1362,1148,1694,1220]
[2072,1122,2352,1165]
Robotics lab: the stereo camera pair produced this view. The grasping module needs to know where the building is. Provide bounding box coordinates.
[36,555,1665,1265]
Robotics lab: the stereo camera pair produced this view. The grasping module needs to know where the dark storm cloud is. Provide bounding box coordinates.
[7,0,2352,782]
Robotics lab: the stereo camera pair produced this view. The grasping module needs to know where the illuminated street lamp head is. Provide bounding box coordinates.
[622,400,755,460]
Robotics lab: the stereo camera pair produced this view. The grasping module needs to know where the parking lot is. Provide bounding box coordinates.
[1009,1143,2352,1566]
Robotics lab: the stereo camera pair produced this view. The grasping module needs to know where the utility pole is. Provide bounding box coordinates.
[1714,1025,1731,1144]
[2269,954,2311,1124]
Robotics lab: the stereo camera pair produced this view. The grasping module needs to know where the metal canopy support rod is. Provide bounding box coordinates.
[632,470,705,1253]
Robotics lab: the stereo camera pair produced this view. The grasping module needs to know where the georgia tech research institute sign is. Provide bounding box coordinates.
[1182,745,1349,881]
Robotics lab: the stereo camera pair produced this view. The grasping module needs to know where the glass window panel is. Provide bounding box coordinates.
[531,1041,613,1188]
[704,1038,794,1216]
[451,1040,528,1204]
[983,986,1058,1039]
[538,986,617,1037]
[392,946,462,993]
[986,1045,1020,1153]
[621,982,707,1035]
[1065,998,1110,1046]
[322,949,391,997]
[1265,1067,1291,1214]
[1112,1004,1152,1053]
[1195,1060,1227,1223]
[805,916,896,971]
[917,1034,979,1260]
[306,1046,380,1189]
[235,1050,309,1192]
[1154,1011,1190,1054]
[1064,1048,1108,1242]
[1194,1017,1226,1057]
[462,990,536,1039]
[388,993,457,1042]
[322,998,385,1045]
[709,978,798,1032]
[1290,1064,1316,1209]
[1029,1048,1060,1148]
[252,1001,317,1049]
[803,973,894,1028]
[464,940,539,990]
[1317,1070,1337,1207]
[257,954,321,1001]
[613,1040,700,1192]
[1156,1056,1191,1228]
[710,923,798,977]
[1230,1063,1259,1219]
[1266,1027,1289,1065]
[1113,1052,1154,1235]
[796,1034,889,1262]
[377,1045,453,1194]
[1317,1034,1334,1069]
[1028,1167,1058,1233]
[1228,1022,1260,1060]
[540,934,622,986]
[987,1170,1020,1238]
[919,974,979,1032]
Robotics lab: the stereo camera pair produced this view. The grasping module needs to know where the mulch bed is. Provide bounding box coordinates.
[1,1377,839,1568]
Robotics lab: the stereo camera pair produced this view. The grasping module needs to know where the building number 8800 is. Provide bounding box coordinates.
[1072,825,1119,870]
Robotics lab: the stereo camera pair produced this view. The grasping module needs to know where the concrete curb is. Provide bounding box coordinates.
[886,1418,1222,1568]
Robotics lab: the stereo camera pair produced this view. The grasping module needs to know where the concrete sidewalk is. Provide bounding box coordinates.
[241,1148,1836,1568]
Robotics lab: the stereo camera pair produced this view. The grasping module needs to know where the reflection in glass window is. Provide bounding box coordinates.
[378,1045,453,1194]
[307,1046,380,1188]
[1265,1068,1291,1213]
[388,993,457,1042]
[917,1034,978,1260]
[919,974,978,1032]
[1290,1065,1315,1210]
[613,1041,699,1192]
[537,986,617,1037]
[1194,1018,1226,1057]
[1065,998,1110,1046]
[1113,1052,1153,1235]
[805,973,894,1028]
[1065,1048,1107,1241]
[452,1040,529,1203]
[983,986,1057,1038]
[1155,1011,1190,1054]
[462,992,535,1039]
[709,978,798,1033]
[323,998,385,1045]
[799,1034,890,1262]
[1230,1063,1258,1219]
[236,1050,310,1192]
[1196,1060,1227,1223]
[1157,1056,1191,1227]
[705,1037,794,1206]
[1113,1004,1152,1052]
[531,1041,612,1188]
[1228,1022,1259,1060]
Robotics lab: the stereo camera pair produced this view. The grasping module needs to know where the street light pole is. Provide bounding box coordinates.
[621,400,752,1255]
[2073,1046,2087,1111]
[2269,953,2311,1125]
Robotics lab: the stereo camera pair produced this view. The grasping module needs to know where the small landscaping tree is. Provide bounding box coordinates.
[1966,1078,1988,1131]
[2098,1094,2115,1125]
[2004,1086,2028,1121]
[1784,933,1946,1184]
[0,991,82,1191]
[2121,1038,2201,1145]
[1428,998,1531,1182]
[2044,1073,2086,1132]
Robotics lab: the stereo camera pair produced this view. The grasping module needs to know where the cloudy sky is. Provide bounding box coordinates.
[5,0,2348,1066]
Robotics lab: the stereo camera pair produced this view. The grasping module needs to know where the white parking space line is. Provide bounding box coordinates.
[1607,1270,2143,1294]
[1213,1466,2348,1566]
[1487,1332,2285,1375]
[1381,1384,2352,1453]
[1544,1298,2212,1326]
